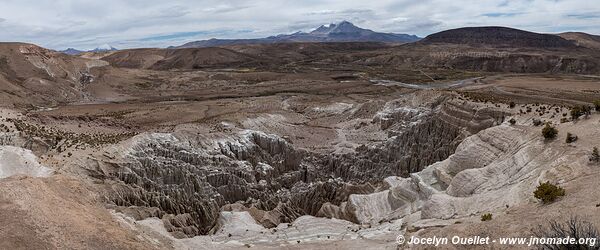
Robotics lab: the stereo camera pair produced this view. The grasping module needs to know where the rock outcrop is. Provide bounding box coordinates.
[0,145,52,178]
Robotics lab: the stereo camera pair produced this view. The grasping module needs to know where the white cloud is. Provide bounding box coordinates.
[0,0,597,50]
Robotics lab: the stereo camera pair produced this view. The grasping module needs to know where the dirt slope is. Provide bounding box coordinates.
[0,175,162,249]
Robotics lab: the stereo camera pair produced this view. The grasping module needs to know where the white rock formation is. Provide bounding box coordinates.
[0,146,53,178]
[317,119,591,226]
[214,211,265,236]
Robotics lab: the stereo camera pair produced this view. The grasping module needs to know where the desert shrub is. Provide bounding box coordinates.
[534,182,565,204]
[594,100,600,112]
[509,118,516,125]
[560,118,569,123]
[481,213,493,221]
[571,106,584,120]
[533,119,543,126]
[571,105,592,120]
[591,147,600,163]
[584,105,592,116]
[566,133,578,143]
[542,123,558,139]
[535,216,600,250]
[509,101,516,108]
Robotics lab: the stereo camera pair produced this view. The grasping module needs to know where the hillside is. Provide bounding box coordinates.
[421,26,576,48]
[102,47,258,70]
[0,43,108,107]
[559,32,600,49]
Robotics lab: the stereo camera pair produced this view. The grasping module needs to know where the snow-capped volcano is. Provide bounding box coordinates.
[90,44,118,52]
[175,21,420,48]
[60,44,118,55]
[310,21,367,35]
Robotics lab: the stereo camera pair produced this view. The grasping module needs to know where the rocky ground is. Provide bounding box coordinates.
[0,42,600,249]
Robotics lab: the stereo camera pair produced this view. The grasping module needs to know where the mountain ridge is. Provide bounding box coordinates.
[60,44,118,55]
[173,21,420,48]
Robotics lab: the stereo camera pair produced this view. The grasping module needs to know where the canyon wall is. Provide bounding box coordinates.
[98,94,507,236]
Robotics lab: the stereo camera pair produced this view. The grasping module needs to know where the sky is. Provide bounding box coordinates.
[0,0,598,50]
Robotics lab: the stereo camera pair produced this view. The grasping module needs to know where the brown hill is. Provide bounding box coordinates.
[359,27,600,75]
[0,43,103,107]
[226,42,388,58]
[102,42,390,72]
[358,42,600,75]
[103,38,600,76]
[559,32,600,50]
[421,26,576,48]
[102,47,258,70]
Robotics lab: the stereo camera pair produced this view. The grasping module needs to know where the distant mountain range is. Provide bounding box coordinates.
[173,21,421,48]
[58,24,600,55]
[61,48,85,55]
[60,44,118,55]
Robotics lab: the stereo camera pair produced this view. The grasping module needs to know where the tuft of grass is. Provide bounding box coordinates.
[591,147,600,163]
[481,213,493,221]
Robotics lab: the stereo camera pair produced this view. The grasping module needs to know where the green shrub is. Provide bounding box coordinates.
[534,182,565,204]
[594,100,600,112]
[584,105,592,115]
[565,133,578,143]
[481,213,493,221]
[571,105,592,120]
[542,123,558,139]
[571,106,583,120]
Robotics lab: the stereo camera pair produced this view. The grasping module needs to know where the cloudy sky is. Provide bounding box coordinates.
[0,0,598,50]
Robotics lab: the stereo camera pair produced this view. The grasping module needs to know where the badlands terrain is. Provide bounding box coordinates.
[0,26,600,249]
